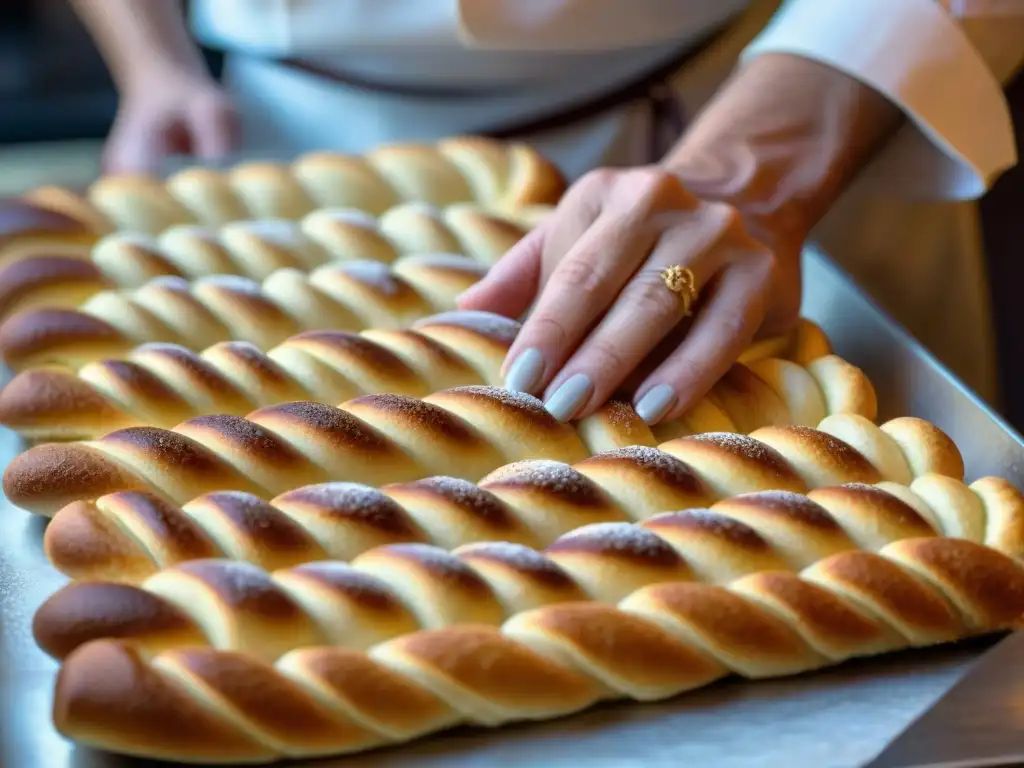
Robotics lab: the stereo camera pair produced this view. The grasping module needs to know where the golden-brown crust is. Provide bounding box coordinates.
[0,198,98,243]
[38,458,1024,666]
[0,308,131,370]
[0,255,110,320]
[20,186,113,233]
[51,535,1024,763]
[33,408,968,579]
[34,581,207,660]
[0,252,490,374]
[53,641,276,762]
[0,367,146,439]
[0,313,850,442]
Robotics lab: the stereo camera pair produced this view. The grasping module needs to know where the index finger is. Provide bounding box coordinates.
[500,213,659,394]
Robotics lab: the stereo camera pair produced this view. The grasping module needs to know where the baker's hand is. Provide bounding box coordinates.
[456,165,803,424]
[103,63,239,175]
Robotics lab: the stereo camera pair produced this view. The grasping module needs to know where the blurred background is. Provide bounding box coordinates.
[0,0,1022,429]
[0,0,222,193]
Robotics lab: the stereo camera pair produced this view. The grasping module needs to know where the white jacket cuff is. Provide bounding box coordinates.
[742,0,1017,200]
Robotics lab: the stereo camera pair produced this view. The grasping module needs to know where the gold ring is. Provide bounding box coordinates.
[660,265,699,317]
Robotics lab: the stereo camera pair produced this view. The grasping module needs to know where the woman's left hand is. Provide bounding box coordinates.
[456,165,804,425]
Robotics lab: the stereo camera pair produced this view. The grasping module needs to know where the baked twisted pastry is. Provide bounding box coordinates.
[0,314,829,440]
[33,418,977,658]
[0,200,97,266]
[52,530,1024,763]
[2,354,877,517]
[0,201,530,322]
[20,137,564,236]
[0,253,488,371]
[0,135,560,321]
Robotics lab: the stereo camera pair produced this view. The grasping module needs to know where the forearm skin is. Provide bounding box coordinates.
[663,53,905,243]
[69,0,208,92]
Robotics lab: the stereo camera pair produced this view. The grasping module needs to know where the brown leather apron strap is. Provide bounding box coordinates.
[276,26,725,156]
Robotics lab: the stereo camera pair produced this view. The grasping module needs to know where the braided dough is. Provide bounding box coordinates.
[21,137,564,236]
[0,314,829,440]
[33,412,971,650]
[0,203,529,322]
[0,252,491,371]
[51,527,1024,763]
[0,135,561,320]
[1,352,877,517]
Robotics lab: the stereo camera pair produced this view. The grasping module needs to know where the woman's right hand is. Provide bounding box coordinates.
[103,62,240,175]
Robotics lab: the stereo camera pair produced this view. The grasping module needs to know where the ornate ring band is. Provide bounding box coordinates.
[660,265,699,317]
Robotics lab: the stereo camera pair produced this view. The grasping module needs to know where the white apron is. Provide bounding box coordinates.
[190,0,1020,406]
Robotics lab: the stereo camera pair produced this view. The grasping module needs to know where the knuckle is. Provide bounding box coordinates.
[524,314,570,348]
[554,257,607,299]
[670,353,704,387]
[587,337,629,373]
[579,167,617,190]
[704,201,743,235]
[630,269,684,317]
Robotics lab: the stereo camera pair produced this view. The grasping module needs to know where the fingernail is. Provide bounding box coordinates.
[544,374,593,422]
[635,384,676,425]
[504,348,545,393]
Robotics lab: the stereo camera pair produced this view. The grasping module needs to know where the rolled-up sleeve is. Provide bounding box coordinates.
[742,0,1023,200]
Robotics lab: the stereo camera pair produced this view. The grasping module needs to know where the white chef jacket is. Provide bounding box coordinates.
[189,0,1024,403]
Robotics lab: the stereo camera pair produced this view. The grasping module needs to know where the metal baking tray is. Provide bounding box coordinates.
[1,244,1021,768]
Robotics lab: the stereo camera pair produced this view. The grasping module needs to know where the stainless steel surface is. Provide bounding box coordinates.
[867,630,1024,768]
[2,245,1022,768]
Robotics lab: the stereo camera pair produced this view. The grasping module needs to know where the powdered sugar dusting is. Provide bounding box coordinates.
[145,275,191,291]
[596,400,644,432]
[160,223,217,240]
[482,460,608,506]
[398,252,487,273]
[459,541,567,577]
[646,509,769,549]
[446,386,545,412]
[349,394,476,440]
[279,481,388,512]
[197,274,265,295]
[395,201,443,220]
[584,445,705,492]
[724,490,840,530]
[415,310,520,344]
[173,559,284,601]
[336,260,403,295]
[376,543,491,591]
[689,432,788,467]
[313,207,379,230]
[278,481,418,535]
[132,341,194,356]
[406,477,513,525]
[552,522,678,563]
[289,561,401,608]
[230,218,304,246]
[101,231,157,248]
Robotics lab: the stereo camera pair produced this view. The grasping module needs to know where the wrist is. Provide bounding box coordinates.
[662,142,810,255]
[662,54,903,241]
[120,54,213,97]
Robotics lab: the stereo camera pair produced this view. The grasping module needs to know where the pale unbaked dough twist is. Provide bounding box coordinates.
[0,313,830,440]
[51,519,1024,763]
[2,352,877,518]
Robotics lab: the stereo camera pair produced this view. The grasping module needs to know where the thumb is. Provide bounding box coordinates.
[456,227,544,319]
